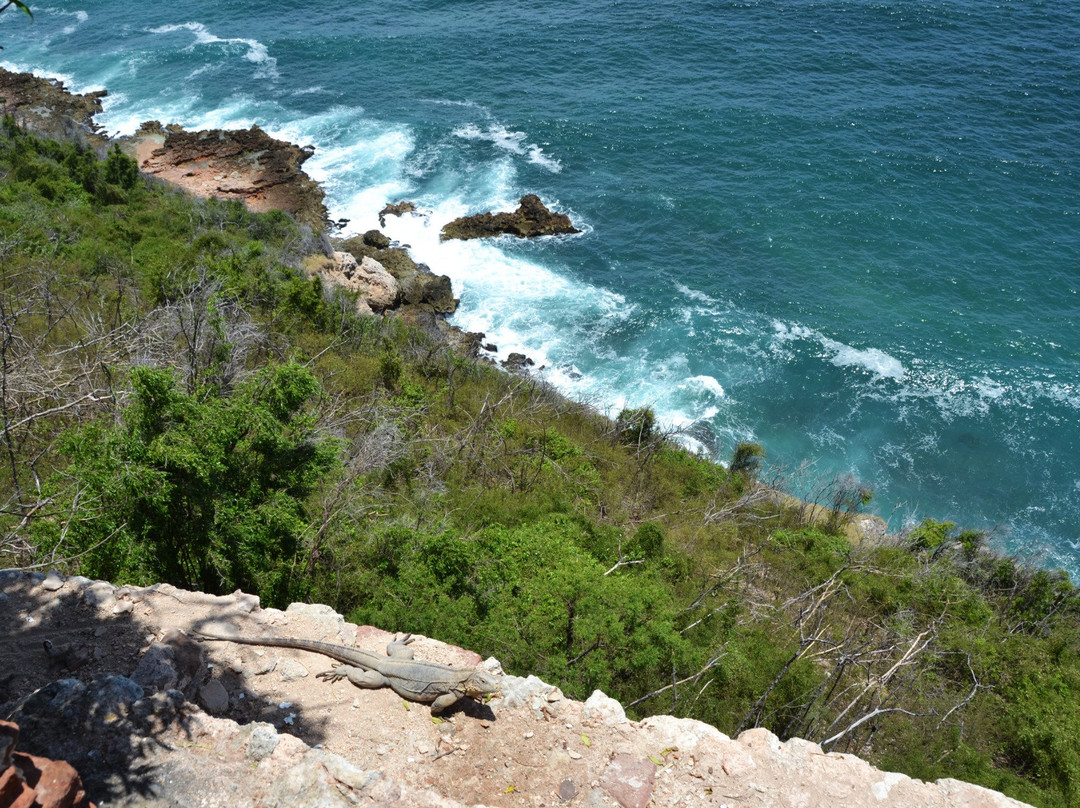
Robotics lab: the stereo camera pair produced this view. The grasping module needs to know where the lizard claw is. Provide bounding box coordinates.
[317,669,346,683]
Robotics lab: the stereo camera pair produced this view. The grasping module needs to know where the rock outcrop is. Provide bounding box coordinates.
[0,569,1034,808]
[127,122,329,231]
[304,251,401,314]
[317,228,482,354]
[440,194,581,241]
[0,67,109,151]
[337,230,458,315]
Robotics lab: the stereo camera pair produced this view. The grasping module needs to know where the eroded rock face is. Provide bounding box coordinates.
[130,123,329,230]
[304,252,400,314]
[440,194,581,240]
[0,67,109,151]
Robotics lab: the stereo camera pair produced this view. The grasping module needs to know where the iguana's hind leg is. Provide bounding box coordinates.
[386,633,416,660]
[317,665,389,689]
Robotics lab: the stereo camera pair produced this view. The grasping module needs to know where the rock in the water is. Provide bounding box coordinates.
[378,200,416,227]
[362,229,392,249]
[440,194,580,241]
[501,353,535,373]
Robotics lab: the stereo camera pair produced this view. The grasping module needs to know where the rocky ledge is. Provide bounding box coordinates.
[441,194,581,241]
[0,67,109,151]
[0,569,1033,808]
[127,121,329,231]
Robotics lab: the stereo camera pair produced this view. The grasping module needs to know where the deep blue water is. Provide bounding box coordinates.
[3,1,1079,573]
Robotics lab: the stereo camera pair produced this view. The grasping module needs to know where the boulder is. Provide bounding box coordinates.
[362,229,391,250]
[501,353,535,373]
[305,252,400,313]
[336,238,457,314]
[440,194,580,241]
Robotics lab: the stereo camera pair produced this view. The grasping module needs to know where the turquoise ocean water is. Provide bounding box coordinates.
[3,1,1079,573]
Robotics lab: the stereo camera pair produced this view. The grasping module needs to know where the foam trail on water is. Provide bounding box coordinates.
[773,321,906,382]
[148,22,279,79]
[453,123,562,173]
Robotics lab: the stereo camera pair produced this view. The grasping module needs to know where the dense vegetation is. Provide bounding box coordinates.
[2,119,1079,807]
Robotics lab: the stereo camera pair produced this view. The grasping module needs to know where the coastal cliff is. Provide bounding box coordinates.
[0,66,1075,808]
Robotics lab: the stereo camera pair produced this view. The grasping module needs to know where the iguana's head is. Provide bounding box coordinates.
[463,669,501,700]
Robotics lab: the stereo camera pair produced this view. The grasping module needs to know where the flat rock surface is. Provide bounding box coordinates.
[128,122,328,230]
[0,571,1033,807]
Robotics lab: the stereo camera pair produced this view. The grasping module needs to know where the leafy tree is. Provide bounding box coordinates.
[615,406,656,446]
[730,441,765,477]
[43,362,339,606]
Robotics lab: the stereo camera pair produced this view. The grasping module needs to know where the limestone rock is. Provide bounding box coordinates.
[41,571,64,592]
[0,572,1037,808]
[583,690,627,726]
[440,194,580,240]
[306,251,401,313]
[279,659,310,682]
[354,256,401,311]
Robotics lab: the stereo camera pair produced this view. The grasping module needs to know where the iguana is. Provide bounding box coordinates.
[194,630,500,714]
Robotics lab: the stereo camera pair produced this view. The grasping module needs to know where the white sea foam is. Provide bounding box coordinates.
[674,282,719,305]
[772,321,905,382]
[34,7,88,35]
[685,375,725,398]
[453,123,562,173]
[148,22,279,80]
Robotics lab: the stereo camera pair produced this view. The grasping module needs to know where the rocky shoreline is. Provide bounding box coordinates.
[0,66,582,363]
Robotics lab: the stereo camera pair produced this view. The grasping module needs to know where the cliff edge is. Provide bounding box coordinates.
[0,570,1031,808]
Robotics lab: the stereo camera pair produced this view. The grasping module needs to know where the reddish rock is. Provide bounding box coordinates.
[0,722,95,808]
[132,123,328,230]
[600,753,656,808]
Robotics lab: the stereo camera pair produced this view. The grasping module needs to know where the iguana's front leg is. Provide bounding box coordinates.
[386,633,416,660]
[430,691,462,714]
[317,665,389,689]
